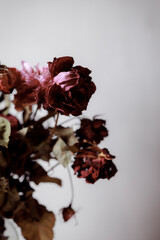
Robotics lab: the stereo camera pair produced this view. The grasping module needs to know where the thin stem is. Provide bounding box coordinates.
[48,112,59,139]
[58,116,78,126]
[32,105,39,120]
[47,162,60,173]
[67,166,74,204]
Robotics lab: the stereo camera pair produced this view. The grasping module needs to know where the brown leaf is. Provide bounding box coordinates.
[30,162,61,186]
[25,125,52,161]
[2,186,20,214]
[13,197,55,240]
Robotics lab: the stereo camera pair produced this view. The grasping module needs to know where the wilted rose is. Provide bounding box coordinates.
[38,57,96,116]
[0,66,20,93]
[72,148,117,184]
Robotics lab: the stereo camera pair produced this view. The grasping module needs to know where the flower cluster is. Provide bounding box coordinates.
[0,57,117,240]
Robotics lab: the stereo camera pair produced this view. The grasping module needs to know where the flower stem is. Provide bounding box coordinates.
[47,162,60,173]
[48,112,59,139]
[59,116,79,126]
[32,105,39,120]
[67,166,74,204]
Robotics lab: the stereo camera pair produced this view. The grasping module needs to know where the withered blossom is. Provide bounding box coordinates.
[72,148,117,183]
[0,66,20,93]
[38,56,96,116]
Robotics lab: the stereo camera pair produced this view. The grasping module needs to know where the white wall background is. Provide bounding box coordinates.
[0,0,160,239]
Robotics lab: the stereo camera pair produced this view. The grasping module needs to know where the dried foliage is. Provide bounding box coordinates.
[0,57,117,239]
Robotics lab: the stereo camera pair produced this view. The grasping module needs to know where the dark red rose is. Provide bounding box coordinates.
[62,204,75,222]
[0,66,20,93]
[48,56,74,78]
[38,57,96,116]
[0,114,20,135]
[72,148,117,184]
[76,118,108,144]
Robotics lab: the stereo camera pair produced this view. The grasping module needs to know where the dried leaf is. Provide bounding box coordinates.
[2,186,20,213]
[54,126,78,147]
[30,162,61,186]
[14,198,55,240]
[17,127,28,136]
[25,125,52,161]
[0,117,11,148]
[52,138,72,167]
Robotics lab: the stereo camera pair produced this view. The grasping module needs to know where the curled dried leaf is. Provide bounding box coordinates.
[13,197,55,240]
[52,138,72,167]
[30,162,61,186]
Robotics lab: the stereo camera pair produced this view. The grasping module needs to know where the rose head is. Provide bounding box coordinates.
[0,66,20,93]
[38,57,96,116]
[72,148,117,183]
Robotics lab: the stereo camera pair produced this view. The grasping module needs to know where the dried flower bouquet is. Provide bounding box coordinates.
[0,56,117,240]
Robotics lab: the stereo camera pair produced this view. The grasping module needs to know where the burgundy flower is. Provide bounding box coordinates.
[72,148,117,184]
[0,65,20,93]
[13,61,51,111]
[0,114,20,135]
[76,118,108,144]
[62,204,75,222]
[38,57,96,116]
[48,56,74,78]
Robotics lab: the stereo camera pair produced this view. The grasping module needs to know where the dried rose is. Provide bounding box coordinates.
[48,56,74,78]
[38,57,96,116]
[72,148,117,183]
[13,61,51,111]
[0,66,20,93]
[76,118,108,144]
[62,204,75,222]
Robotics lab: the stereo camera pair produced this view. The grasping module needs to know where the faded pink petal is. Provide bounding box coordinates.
[53,71,79,91]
